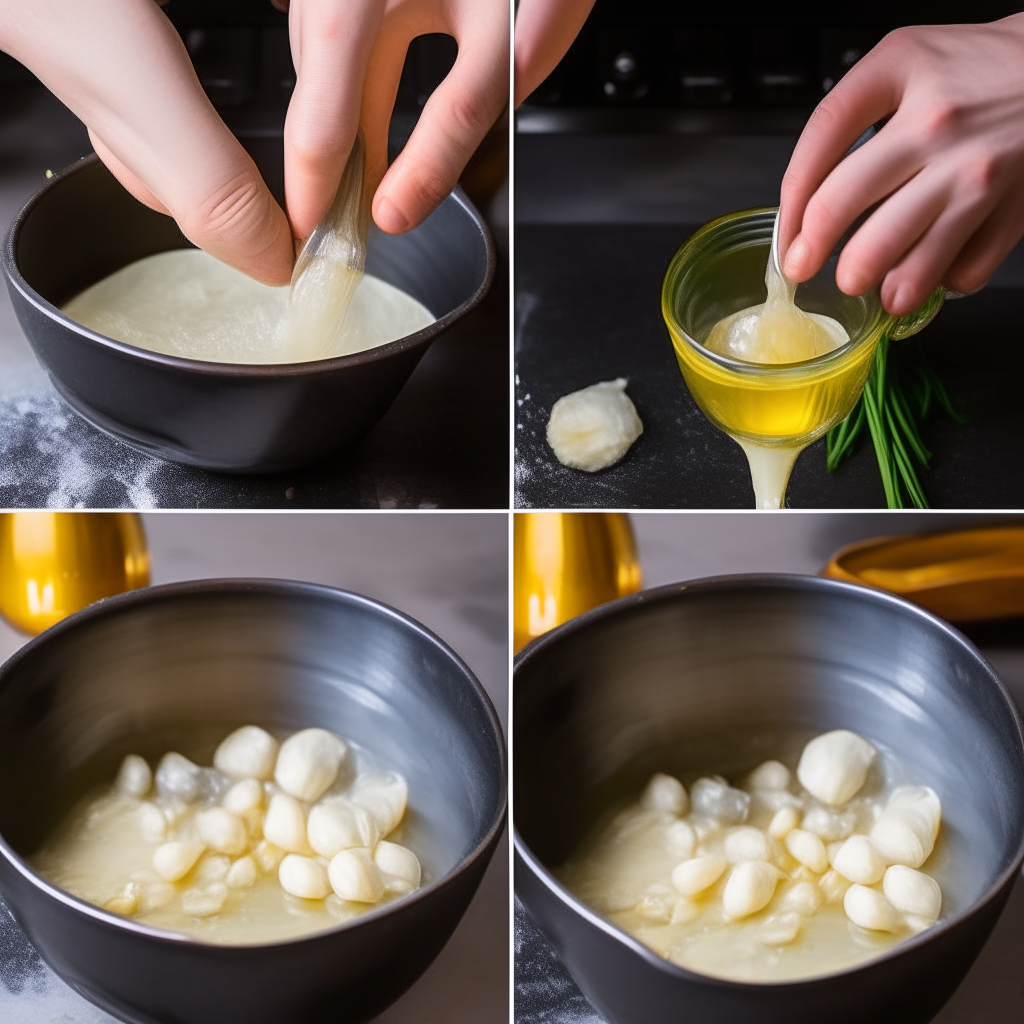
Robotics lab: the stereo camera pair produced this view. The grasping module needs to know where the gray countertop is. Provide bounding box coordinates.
[0,511,509,1024]
[516,511,1024,1024]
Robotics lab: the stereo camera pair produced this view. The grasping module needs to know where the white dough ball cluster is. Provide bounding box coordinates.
[97,725,420,922]
[546,378,643,472]
[566,729,944,971]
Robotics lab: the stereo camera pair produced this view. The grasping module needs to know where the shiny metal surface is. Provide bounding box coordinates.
[513,513,641,652]
[0,512,149,635]
[0,579,506,1024]
[515,573,1024,1024]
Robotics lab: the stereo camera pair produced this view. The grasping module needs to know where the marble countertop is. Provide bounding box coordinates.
[516,511,1024,1024]
[0,511,509,1024]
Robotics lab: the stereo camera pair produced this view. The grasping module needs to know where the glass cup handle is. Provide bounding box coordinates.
[888,287,946,340]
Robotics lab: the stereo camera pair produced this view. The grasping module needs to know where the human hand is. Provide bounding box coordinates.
[513,0,595,107]
[780,15,1024,317]
[0,0,295,285]
[279,0,509,242]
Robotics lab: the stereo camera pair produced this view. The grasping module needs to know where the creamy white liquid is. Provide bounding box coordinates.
[62,249,435,365]
[558,738,946,983]
[32,731,423,945]
[736,441,801,511]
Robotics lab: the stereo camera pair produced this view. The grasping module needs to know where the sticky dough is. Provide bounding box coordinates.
[547,379,643,471]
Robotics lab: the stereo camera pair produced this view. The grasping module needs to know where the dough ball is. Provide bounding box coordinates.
[546,379,643,472]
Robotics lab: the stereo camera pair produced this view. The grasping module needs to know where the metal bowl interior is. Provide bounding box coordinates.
[0,580,506,1024]
[1,157,496,472]
[514,574,1024,1024]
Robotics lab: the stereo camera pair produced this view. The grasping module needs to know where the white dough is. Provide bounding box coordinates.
[768,807,800,840]
[746,760,791,792]
[274,729,348,803]
[137,802,167,843]
[546,379,643,472]
[226,856,258,889]
[641,773,689,816]
[115,755,152,798]
[223,778,264,815]
[374,842,422,893]
[666,820,697,859]
[870,786,941,869]
[724,827,773,864]
[785,829,829,874]
[214,727,279,781]
[62,249,435,365]
[279,855,332,900]
[328,848,385,903]
[349,772,408,836]
[153,841,205,882]
[883,865,942,921]
[844,884,901,932]
[796,730,876,806]
[263,793,313,855]
[722,861,780,919]
[690,777,750,824]
[671,855,727,897]
[155,753,203,803]
[307,797,380,858]
[196,808,248,856]
[831,835,885,885]
[181,882,228,918]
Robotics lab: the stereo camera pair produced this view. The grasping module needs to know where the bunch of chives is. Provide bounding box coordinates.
[826,334,965,508]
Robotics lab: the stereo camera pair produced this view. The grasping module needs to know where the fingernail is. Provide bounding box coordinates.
[375,196,409,234]
[783,237,808,278]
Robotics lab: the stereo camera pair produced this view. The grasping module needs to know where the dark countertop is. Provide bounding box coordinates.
[0,86,509,509]
[515,222,1024,509]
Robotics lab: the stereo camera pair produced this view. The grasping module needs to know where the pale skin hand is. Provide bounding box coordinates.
[780,15,1024,317]
[0,0,508,285]
[281,0,509,241]
[513,0,595,108]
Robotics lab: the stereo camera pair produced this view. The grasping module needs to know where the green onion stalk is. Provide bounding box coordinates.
[825,334,966,509]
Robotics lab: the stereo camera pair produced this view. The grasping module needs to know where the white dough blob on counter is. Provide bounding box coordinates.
[558,729,946,983]
[61,249,435,365]
[704,246,848,364]
[31,724,422,945]
[547,378,643,472]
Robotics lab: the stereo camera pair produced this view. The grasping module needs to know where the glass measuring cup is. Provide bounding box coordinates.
[661,207,945,508]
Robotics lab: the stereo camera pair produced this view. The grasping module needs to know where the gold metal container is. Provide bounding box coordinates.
[513,512,642,652]
[0,512,150,635]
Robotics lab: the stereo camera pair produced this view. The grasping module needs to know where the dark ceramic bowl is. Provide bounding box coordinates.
[0,579,506,1024]
[1,156,495,473]
[514,574,1024,1024]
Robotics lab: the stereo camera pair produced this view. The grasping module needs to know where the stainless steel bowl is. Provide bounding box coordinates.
[514,573,1024,1024]
[0,579,507,1024]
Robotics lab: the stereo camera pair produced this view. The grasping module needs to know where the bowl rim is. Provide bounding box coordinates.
[1,153,497,377]
[0,577,508,951]
[513,571,1024,991]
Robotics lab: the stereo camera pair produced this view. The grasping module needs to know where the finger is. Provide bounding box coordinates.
[1,0,293,284]
[372,15,509,234]
[942,183,1024,295]
[88,128,170,215]
[779,42,903,271]
[284,0,382,240]
[831,164,947,296]
[514,0,594,107]
[879,177,1003,316]
[359,23,409,208]
[784,116,927,283]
